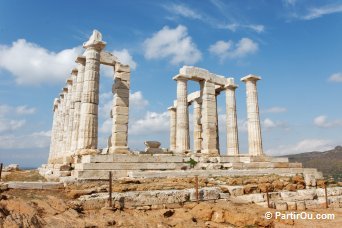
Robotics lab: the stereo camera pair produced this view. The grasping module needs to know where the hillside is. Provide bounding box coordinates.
[283,146,342,181]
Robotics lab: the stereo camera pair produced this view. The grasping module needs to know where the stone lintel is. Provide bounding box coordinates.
[100,51,118,66]
[172,74,190,81]
[224,83,238,90]
[241,74,261,82]
[167,106,176,111]
[178,66,228,86]
[187,91,200,103]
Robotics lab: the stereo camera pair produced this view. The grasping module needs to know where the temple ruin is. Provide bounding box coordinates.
[40,30,323,184]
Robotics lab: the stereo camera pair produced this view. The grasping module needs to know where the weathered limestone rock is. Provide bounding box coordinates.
[78,30,106,152]
[225,83,239,155]
[241,75,263,156]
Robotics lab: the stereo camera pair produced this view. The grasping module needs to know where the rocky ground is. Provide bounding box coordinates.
[0,170,341,227]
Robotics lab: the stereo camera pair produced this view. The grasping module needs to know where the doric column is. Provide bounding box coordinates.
[71,56,86,152]
[225,84,239,155]
[77,30,106,152]
[109,63,130,154]
[168,106,177,151]
[241,75,263,156]
[174,76,190,153]
[201,80,219,155]
[59,87,68,158]
[55,93,64,161]
[193,98,202,153]
[64,78,73,155]
[48,98,59,163]
[66,69,77,155]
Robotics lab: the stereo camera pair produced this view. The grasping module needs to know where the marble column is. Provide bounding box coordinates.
[48,98,59,163]
[225,84,239,155]
[64,78,73,155]
[175,76,190,153]
[110,63,130,154]
[78,30,106,151]
[71,56,86,152]
[201,80,219,155]
[59,87,68,158]
[66,69,77,155]
[241,75,263,156]
[193,98,202,153]
[168,106,177,152]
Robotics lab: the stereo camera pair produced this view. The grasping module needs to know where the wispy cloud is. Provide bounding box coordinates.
[263,106,287,113]
[314,115,342,128]
[302,3,342,20]
[219,23,265,33]
[165,4,202,20]
[328,72,342,82]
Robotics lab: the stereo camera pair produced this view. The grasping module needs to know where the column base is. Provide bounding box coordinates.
[201,149,219,157]
[109,146,130,154]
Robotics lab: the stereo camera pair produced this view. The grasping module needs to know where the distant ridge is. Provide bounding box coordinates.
[282,146,342,181]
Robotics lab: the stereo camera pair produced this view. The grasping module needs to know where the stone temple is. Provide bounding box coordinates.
[40,30,322,185]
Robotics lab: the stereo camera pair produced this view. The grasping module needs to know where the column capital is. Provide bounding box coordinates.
[83,30,106,50]
[71,68,78,75]
[167,106,176,111]
[62,87,68,93]
[66,78,73,85]
[173,74,190,81]
[241,74,261,82]
[59,93,64,98]
[75,56,86,64]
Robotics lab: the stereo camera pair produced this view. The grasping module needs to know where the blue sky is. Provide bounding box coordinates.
[0,0,342,167]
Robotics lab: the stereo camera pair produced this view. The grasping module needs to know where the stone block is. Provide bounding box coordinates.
[316,187,342,197]
[113,88,129,98]
[115,63,130,73]
[112,133,127,142]
[75,162,178,170]
[74,170,128,179]
[233,193,265,203]
[113,114,129,124]
[82,80,99,92]
[81,103,98,115]
[113,78,130,89]
[287,201,297,210]
[275,202,288,210]
[112,106,129,115]
[289,163,302,168]
[112,124,128,133]
[225,186,244,196]
[112,96,129,107]
[297,189,317,200]
[189,187,221,201]
[81,91,99,104]
[7,182,63,190]
[82,154,180,163]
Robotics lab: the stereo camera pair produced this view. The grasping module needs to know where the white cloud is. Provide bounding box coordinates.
[283,0,297,7]
[130,111,169,135]
[130,91,149,109]
[167,4,202,19]
[0,131,51,149]
[314,115,342,128]
[328,72,342,82]
[112,49,137,70]
[263,106,287,113]
[222,23,265,33]
[0,39,82,85]
[262,118,287,130]
[0,119,25,133]
[144,25,202,65]
[209,38,258,61]
[15,105,36,115]
[266,138,334,155]
[302,4,342,20]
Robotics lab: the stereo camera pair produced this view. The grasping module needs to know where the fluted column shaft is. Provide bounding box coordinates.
[241,75,263,156]
[175,78,189,153]
[78,44,104,150]
[193,98,202,153]
[48,98,59,163]
[71,57,85,152]
[201,80,219,155]
[168,107,177,152]
[225,85,239,155]
[59,88,68,158]
[64,79,73,154]
[66,70,77,155]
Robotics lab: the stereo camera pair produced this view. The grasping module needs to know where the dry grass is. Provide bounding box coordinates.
[2,170,47,182]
